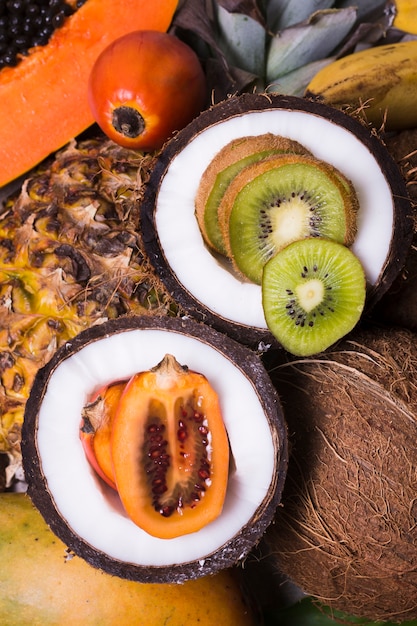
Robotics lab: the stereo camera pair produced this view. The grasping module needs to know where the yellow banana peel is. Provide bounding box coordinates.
[305,40,417,130]
[393,0,417,34]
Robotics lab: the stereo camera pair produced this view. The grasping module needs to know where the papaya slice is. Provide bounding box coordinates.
[80,379,128,490]
[111,354,230,539]
[0,0,178,188]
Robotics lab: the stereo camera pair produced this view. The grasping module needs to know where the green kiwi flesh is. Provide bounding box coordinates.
[195,134,312,255]
[262,238,366,356]
[225,153,359,284]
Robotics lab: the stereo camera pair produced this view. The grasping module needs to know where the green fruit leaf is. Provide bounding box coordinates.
[171,0,392,98]
[215,3,266,75]
[171,0,223,59]
[205,57,259,101]
[266,7,357,82]
[170,0,258,100]
[335,0,396,57]
[264,597,417,626]
[266,0,334,32]
[336,0,388,22]
[266,57,336,96]
[217,0,266,26]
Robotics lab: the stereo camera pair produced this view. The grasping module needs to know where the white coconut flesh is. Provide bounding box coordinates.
[35,328,277,568]
[155,109,393,329]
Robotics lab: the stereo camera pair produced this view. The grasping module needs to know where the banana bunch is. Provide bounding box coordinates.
[305,40,417,130]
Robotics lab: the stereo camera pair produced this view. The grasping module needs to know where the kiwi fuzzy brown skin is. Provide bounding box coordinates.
[21,314,288,584]
[371,129,417,331]
[219,152,359,284]
[195,133,313,255]
[140,93,413,350]
[262,323,417,622]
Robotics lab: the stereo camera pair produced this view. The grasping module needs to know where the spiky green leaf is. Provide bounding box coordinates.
[170,0,394,99]
[217,0,266,26]
[266,57,336,96]
[266,0,334,32]
[215,4,266,75]
[335,0,388,22]
[266,8,357,82]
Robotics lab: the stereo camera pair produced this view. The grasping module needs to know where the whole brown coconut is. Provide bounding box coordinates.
[264,325,417,623]
[373,129,417,331]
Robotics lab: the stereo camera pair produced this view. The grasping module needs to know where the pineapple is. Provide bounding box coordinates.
[2,0,407,490]
[0,136,177,485]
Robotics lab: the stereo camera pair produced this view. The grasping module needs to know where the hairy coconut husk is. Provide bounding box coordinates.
[264,324,417,623]
[373,129,417,331]
[385,129,417,205]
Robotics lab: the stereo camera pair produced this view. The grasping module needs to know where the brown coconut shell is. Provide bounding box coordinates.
[372,129,417,331]
[263,324,417,622]
[141,93,412,350]
[21,314,288,584]
[194,132,312,254]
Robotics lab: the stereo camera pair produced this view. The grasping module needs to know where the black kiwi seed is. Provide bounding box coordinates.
[195,133,314,256]
[227,154,359,284]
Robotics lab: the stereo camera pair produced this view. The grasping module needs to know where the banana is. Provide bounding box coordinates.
[393,0,417,35]
[305,40,417,130]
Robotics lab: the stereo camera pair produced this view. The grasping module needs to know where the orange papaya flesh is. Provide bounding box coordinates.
[80,379,128,490]
[0,0,178,188]
[111,354,230,539]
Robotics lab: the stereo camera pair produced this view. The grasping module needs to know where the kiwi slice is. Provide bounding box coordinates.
[195,134,312,255]
[221,153,359,284]
[262,238,366,356]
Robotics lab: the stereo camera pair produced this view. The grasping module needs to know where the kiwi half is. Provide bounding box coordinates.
[219,153,359,284]
[195,133,312,255]
[262,238,366,356]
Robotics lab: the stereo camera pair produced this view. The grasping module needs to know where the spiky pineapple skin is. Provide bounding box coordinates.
[0,136,176,480]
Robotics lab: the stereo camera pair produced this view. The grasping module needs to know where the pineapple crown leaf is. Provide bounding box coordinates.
[265,7,357,83]
[171,0,394,98]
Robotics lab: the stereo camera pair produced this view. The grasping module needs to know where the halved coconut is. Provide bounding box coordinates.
[21,315,287,583]
[140,93,412,349]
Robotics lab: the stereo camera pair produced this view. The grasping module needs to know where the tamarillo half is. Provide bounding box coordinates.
[0,0,177,187]
[22,315,287,583]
